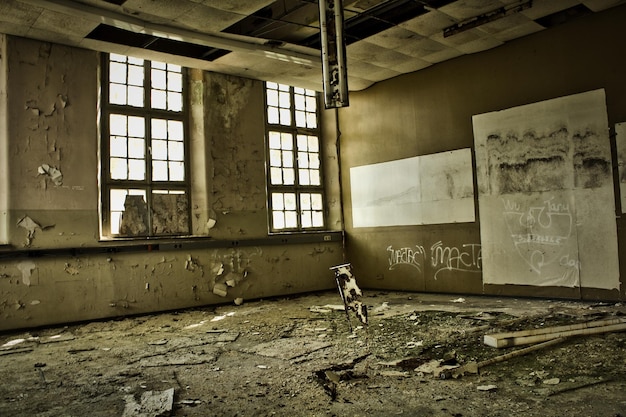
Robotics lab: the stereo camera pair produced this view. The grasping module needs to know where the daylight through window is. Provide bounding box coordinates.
[265,82,325,231]
[101,54,190,238]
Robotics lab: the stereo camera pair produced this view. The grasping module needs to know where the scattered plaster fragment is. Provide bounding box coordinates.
[16,215,54,247]
[213,282,228,297]
[64,263,79,275]
[38,163,63,186]
[207,218,216,230]
[234,297,244,306]
[30,300,40,305]
[17,261,36,286]
[122,388,174,417]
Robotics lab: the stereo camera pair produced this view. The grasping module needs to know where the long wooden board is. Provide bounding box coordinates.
[484,318,626,348]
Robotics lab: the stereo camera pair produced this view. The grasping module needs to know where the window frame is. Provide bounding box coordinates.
[99,53,191,239]
[264,82,326,233]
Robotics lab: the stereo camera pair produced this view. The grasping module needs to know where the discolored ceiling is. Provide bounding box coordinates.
[1,0,625,91]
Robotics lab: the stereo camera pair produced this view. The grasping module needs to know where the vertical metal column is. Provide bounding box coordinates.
[319,0,349,108]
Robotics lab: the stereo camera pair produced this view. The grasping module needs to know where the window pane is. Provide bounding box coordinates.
[152,89,167,109]
[269,132,281,148]
[298,152,309,168]
[283,168,295,185]
[128,159,145,180]
[110,114,127,136]
[152,61,166,70]
[270,167,282,184]
[268,107,279,124]
[127,65,143,86]
[128,116,144,137]
[308,136,319,151]
[310,153,320,169]
[279,108,291,125]
[110,62,126,84]
[284,193,296,210]
[153,160,168,180]
[281,133,293,150]
[168,92,183,112]
[311,193,323,209]
[151,69,166,89]
[110,158,127,180]
[110,189,128,211]
[310,170,320,186]
[168,72,183,92]
[285,211,297,228]
[282,151,293,168]
[169,141,184,161]
[295,111,306,127]
[307,113,317,129]
[128,86,144,107]
[128,138,144,159]
[152,140,168,160]
[109,84,126,105]
[272,193,284,210]
[110,137,127,157]
[273,211,285,229]
[312,211,324,227]
[168,121,184,141]
[294,94,305,110]
[152,119,167,139]
[269,149,282,167]
[301,211,312,228]
[299,169,310,185]
[300,194,311,210]
[267,89,278,106]
[278,91,290,107]
[169,161,185,181]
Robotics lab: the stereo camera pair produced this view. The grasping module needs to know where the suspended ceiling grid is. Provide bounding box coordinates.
[0,0,624,91]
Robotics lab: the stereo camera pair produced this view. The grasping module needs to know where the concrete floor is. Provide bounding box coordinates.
[1,290,625,416]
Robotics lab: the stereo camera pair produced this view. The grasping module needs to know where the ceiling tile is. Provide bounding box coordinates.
[365,26,424,50]
[32,9,98,38]
[122,0,196,20]
[395,37,449,59]
[438,0,506,20]
[0,0,41,27]
[388,57,432,74]
[174,3,246,32]
[474,12,533,35]
[520,0,581,19]
[421,47,464,64]
[454,35,503,54]
[201,0,275,15]
[399,10,456,37]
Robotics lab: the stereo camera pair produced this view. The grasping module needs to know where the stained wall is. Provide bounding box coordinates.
[0,35,343,331]
[338,5,626,301]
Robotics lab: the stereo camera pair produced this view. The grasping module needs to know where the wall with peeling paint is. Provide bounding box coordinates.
[337,6,626,301]
[0,36,343,331]
[0,35,8,245]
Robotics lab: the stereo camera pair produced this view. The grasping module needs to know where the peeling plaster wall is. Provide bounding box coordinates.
[7,36,99,248]
[0,34,8,244]
[338,6,626,301]
[0,36,343,331]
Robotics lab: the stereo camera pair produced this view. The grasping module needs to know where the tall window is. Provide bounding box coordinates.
[265,82,325,232]
[101,53,190,238]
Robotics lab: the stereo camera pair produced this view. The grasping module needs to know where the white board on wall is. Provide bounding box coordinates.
[615,122,626,213]
[473,89,619,291]
[350,148,475,228]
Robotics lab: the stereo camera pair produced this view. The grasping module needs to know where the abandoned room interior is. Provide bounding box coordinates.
[1,0,626,416]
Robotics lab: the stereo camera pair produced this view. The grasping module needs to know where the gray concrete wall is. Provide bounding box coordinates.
[338,5,626,301]
[0,35,343,331]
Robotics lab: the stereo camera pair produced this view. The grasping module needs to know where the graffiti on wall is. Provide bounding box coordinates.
[387,242,481,279]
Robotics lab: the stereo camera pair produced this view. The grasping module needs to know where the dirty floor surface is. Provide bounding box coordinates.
[1,291,625,417]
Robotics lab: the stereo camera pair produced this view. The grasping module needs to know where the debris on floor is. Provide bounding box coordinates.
[1,291,626,416]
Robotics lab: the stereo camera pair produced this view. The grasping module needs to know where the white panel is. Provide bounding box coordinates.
[350,149,475,228]
[615,122,626,212]
[473,89,619,290]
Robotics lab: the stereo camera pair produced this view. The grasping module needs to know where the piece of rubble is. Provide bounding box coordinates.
[477,385,498,392]
[122,388,174,417]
